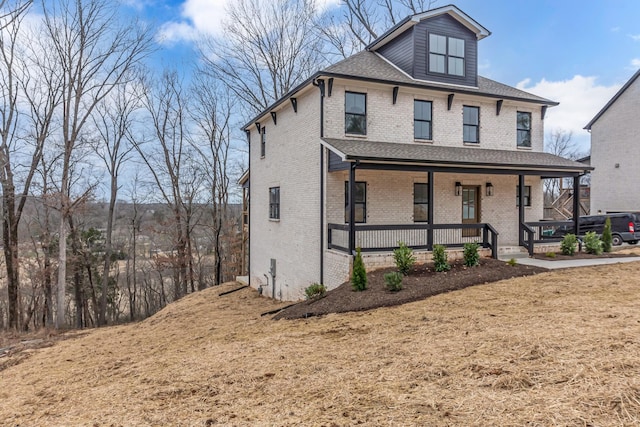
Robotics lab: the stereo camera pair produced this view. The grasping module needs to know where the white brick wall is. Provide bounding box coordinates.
[590,78,640,213]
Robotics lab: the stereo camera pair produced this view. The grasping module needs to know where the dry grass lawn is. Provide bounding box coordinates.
[2,255,640,426]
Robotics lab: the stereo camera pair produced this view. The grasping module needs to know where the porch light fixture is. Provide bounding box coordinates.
[455,181,462,196]
[486,182,494,196]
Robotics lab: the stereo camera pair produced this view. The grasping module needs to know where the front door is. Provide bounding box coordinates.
[462,186,480,237]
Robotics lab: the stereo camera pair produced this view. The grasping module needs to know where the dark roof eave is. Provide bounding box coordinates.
[584,68,640,130]
[342,154,592,173]
[364,16,413,51]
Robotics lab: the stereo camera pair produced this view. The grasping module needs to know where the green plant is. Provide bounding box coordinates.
[304,283,327,300]
[560,233,578,256]
[393,241,416,276]
[507,258,517,266]
[583,231,603,255]
[351,247,367,291]
[602,217,613,253]
[432,244,450,272]
[545,251,556,258]
[463,242,480,267]
[384,272,403,292]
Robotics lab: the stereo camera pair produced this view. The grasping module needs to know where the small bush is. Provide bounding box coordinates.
[560,233,578,256]
[463,242,480,267]
[432,244,450,272]
[583,231,603,255]
[304,283,326,300]
[602,217,613,253]
[393,241,416,276]
[545,251,556,258]
[507,258,517,266]
[351,247,367,291]
[384,272,403,292]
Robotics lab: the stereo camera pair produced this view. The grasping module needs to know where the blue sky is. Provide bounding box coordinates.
[127,0,640,153]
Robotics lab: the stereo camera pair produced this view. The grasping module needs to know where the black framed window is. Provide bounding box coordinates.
[414,100,432,140]
[345,92,366,135]
[516,185,531,207]
[344,181,366,223]
[269,187,280,219]
[429,34,465,76]
[517,112,531,147]
[260,127,266,157]
[463,106,479,143]
[414,183,429,222]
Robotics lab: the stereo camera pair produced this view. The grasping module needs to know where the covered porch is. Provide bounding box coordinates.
[323,138,593,259]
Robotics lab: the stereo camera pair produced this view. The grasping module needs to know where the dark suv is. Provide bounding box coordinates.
[552,213,640,245]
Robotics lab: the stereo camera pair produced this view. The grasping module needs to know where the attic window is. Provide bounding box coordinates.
[429,34,465,77]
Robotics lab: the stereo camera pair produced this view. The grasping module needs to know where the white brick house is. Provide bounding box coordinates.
[585,69,640,214]
[241,5,591,301]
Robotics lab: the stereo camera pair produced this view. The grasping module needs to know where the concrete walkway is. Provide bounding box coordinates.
[498,253,640,269]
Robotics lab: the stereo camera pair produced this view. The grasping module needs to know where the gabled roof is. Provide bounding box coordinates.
[584,69,640,130]
[322,138,592,176]
[366,4,491,51]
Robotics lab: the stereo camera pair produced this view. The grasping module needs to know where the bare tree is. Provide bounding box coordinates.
[41,0,153,328]
[199,0,324,116]
[0,0,31,31]
[544,128,579,201]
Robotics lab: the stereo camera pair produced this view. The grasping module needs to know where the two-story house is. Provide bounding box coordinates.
[242,5,592,300]
[585,68,640,214]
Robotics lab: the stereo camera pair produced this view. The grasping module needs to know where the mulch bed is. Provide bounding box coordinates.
[531,251,640,261]
[273,258,548,320]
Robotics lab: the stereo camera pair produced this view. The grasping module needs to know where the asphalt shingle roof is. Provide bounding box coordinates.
[322,137,592,174]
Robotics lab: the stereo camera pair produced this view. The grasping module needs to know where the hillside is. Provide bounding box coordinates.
[2,261,640,426]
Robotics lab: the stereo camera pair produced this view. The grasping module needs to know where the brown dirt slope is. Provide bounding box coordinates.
[2,255,640,426]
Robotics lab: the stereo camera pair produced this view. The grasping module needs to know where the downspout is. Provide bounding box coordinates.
[245,130,251,284]
[314,79,325,285]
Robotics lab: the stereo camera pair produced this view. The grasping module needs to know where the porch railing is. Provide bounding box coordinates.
[328,223,499,258]
[521,220,573,256]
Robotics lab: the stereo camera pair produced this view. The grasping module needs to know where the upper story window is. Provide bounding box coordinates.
[414,100,432,140]
[429,34,465,77]
[344,181,366,223]
[269,186,280,219]
[414,183,429,222]
[260,127,266,157]
[517,112,532,147]
[463,106,479,144]
[516,185,531,207]
[345,92,366,135]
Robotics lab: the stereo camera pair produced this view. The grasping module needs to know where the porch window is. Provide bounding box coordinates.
[260,127,266,157]
[413,183,429,222]
[345,92,366,135]
[414,100,432,140]
[463,106,479,143]
[429,34,465,76]
[269,186,280,219]
[517,112,531,147]
[516,185,531,207]
[344,181,366,223]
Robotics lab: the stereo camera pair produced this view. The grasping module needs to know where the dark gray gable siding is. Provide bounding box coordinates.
[413,14,478,87]
[376,28,414,76]
[328,150,350,171]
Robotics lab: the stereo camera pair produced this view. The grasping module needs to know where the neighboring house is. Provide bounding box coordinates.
[242,4,592,300]
[585,69,640,214]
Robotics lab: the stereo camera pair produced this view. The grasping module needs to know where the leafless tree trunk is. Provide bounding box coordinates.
[41,0,153,328]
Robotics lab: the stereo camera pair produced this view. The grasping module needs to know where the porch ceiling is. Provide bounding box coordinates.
[322,138,593,177]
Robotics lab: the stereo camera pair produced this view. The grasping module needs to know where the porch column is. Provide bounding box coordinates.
[573,175,580,236]
[518,174,525,245]
[427,171,434,250]
[348,162,357,254]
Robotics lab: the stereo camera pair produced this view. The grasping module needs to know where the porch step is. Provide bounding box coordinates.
[497,246,529,259]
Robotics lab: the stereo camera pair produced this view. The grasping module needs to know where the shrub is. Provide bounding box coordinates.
[393,241,416,276]
[560,233,578,256]
[602,217,613,253]
[583,231,603,255]
[432,244,450,272]
[384,272,403,292]
[463,242,480,267]
[351,247,367,291]
[304,283,326,300]
[545,251,556,258]
[507,258,517,266]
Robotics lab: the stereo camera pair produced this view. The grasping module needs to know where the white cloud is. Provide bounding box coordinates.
[631,58,640,68]
[517,75,621,151]
[630,34,640,41]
